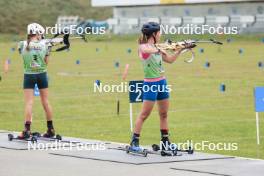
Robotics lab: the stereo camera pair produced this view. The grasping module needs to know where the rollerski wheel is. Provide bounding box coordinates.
[170,143,178,156]
[125,145,130,154]
[8,134,14,141]
[125,145,148,157]
[161,150,172,156]
[32,132,41,137]
[55,134,62,141]
[143,149,148,157]
[178,146,194,154]
[152,144,160,151]
[31,136,37,143]
[187,146,194,154]
[172,149,177,156]
[154,142,179,156]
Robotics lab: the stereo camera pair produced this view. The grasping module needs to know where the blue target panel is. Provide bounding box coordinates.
[95,80,101,86]
[127,48,132,54]
[219,83,226,92]
[255,87,264,112]
[199,48,204,53]
[129,80,143,103]
[114,61,120,68]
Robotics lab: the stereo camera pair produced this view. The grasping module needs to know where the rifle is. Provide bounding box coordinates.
[155,39,223,63]
[44,33,87,52]
[18,33,87,54]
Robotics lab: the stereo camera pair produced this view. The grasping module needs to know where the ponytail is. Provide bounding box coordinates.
[138,32,158,44]
[26,34,37,51]
[138,34,148,44]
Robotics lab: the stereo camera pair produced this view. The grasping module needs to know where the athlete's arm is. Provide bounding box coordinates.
[162,50,181,64]
[44,43,50,65]
[44,56,49,65]
[17,41,24,54]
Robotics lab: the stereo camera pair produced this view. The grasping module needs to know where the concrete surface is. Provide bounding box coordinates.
[0,132,264,176]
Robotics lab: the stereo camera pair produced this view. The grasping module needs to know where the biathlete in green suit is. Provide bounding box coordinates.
[18,23,56,139]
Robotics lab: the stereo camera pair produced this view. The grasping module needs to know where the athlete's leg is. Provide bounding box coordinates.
[37,72,52,121]
[156,79,170,144]
[39,88,52,121]
[20,89,34,138]
[37,72,54,137]
[130,100,155,148]
[134,100,155,134]
[20,73,37,138]
[157,98,169,131]
[39,88,55,137]
[157,98,173,151]
[24,89,34,122]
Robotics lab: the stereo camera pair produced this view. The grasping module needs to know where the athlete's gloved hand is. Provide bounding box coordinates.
[183,40,196,49]
[46,43,52,55]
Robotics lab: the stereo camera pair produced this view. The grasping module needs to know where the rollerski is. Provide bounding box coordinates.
[152,141,180,156]
[180,146,194,154]
[8,130,37,143]
[32,129,62,141]
[126,137,148,157]
[152,142,194,155]
[125,145,148,157]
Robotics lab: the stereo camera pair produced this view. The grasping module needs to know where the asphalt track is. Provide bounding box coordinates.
[0,131,263,176]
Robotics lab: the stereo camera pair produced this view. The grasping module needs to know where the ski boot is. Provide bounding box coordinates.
[161,140,178,156]
[33,129,62,141]
[126,138,148,157]
[43,129,56,138]
[18,130,31,139]
[153,140,178,156]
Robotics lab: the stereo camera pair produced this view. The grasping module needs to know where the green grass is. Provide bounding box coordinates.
[0,34,264,159]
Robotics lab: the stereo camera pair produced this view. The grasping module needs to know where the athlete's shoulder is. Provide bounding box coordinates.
[139,44,152,60]
[139,43,153,48]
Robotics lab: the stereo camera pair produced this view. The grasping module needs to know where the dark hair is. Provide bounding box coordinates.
[26,34,36,51]
[138,33,151,44]
[138,31,158,44]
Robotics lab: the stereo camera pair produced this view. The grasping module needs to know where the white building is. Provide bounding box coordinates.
[92,0,264,34]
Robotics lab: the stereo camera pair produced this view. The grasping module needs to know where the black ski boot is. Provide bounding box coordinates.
[43,129,55,138]
[160,137,178,156]
[17,130,31,139]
